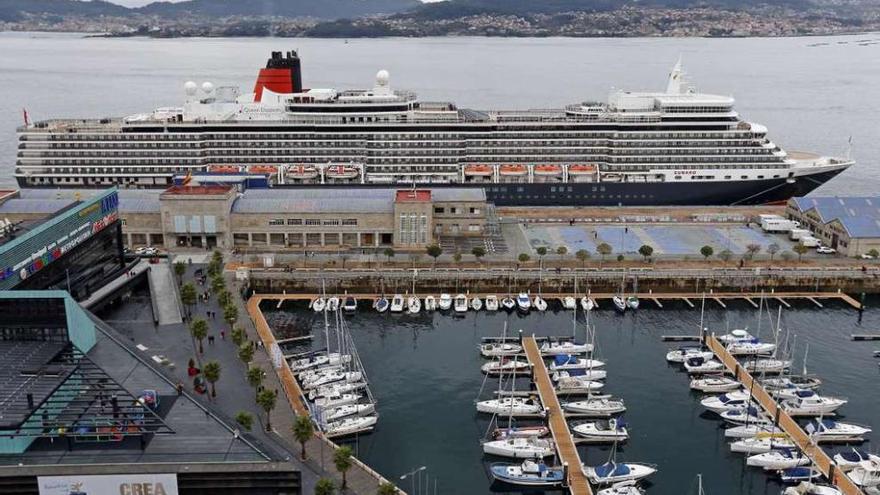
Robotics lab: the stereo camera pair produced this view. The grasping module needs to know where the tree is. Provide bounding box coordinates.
[638,244,654,262]
[425,244,442,267]
[238,342,255,368]
[292,415,314,461]
[180,282,197,318]
[314,478,336,495]
[745,243,761,260]
[700,245,714,260]
[781,251,794,262]
[207,259,222,278]
[203,360,221,398]
[231,325,247,347]
[211,249,224,266]
[536,246,548,269]
[256,389,277,431]
[575,249,590,268]
[382,248,395,265]
[718,249,733,263]
[452,251,462,264]
[333,445,354,489]
[616,254,625,262]
[471,246,486,263]
[556,246,568,258]
[793,244,809,262]
[189,318,208,354]
[211,275,226,295]
[517,253,531,266]
[217,289,232,308]
[596,243,612,261]
[767,242,780,261]
[868,248,880,258]
[223,303,239,332]
[377,483,399,495]
[234,411,254,431]
[247,366,264,399]
[173,261,186,285]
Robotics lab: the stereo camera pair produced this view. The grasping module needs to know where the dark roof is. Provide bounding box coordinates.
[0,341,70,429]
[791,196,880,238]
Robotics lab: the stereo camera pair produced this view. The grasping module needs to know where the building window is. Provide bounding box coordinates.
[268,218,284,226]
[287,218,302,225]
[434,207,445,214]
[305,219,320,226]
[469,207,481,215]
[323,219,340,226]
[342,219,358,226]
[468,224,481,232]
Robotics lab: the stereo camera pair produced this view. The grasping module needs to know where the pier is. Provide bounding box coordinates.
[704,335,863,495]
[522,336,592,495]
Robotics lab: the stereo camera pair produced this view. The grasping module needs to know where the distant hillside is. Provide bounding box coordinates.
[0,0,128,21]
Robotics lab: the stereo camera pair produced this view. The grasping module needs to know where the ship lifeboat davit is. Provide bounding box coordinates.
[287,164,319,181]
[534,164,563,176]
[247,165,279,175]
[499,164,528,177]
[325,165,360,180]
[207,165,242,174]
[464,164,493,177]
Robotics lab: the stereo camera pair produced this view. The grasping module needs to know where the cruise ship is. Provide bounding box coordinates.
[15,51,852,206]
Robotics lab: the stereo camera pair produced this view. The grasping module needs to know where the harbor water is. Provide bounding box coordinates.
[262,297,880,495]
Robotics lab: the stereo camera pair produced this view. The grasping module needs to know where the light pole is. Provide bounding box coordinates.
[400,466,426,495]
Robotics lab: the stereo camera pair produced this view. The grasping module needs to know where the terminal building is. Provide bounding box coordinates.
[786,196,880,256]
[0,186,489,252]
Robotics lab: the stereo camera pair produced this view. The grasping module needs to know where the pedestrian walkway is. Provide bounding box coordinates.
[148,260,183,325]
[81,259,150,309]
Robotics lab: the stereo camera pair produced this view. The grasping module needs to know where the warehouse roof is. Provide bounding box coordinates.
[791,196,880,238]
[234,189,395,214]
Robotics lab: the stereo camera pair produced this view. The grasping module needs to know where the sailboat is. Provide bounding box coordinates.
[326,296,340,312]
[477,355,544,415]
[533,294,547,312]
[342,295,357,312]
[407,295,421,314]
[584,444,657,486]
[501,272,516,310]
[390,294,405,312]
[485,295,499,311]
[596,480,645,495]
[438,293,452,310]
[454,293,469,312]
[613,273,627,312]
[312,297,326,312]
[471,296,483,311]
[424,295,437,311]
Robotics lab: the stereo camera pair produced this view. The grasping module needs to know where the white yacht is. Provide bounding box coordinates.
[804,419,871,443]
[324,415,378,438]
[584,462,657,485]
[666,346,714,364]
[471,296,483,311]
[726,341,777,356]
[700,391,753,414]
[322,403,375,422]
[533,295,548,312]
[571,418,629,442]
[729,435,796,454]
[313,392,362,409]
[683,356,724,374]
[454,294,469,312]
[746,448,810,470]
[311,297,326,312]
[389,294,405,313]
[482,437,555,459]
[438,293,453,310]
[485,295,499,311]
[424,295,437,311]
[563,397,627,416]
[581,297,595,311]
[690,376,741,393]
[480,342,522,358]
[407,295,421,314]
[549,355,605,372]
[516,293,531,312]
[476,397,544,416]
[541,340,593,356]
[833,449,880,471]
[481,359,531,375]
[562,296,577,310]
[781,394,847,417]
[552,369,608,382]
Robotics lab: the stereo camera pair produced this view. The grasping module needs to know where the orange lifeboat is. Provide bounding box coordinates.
[499,164,528,176]
[464,164,493,177]
[287,164,319,181]
[247,165,279,175]
[325,165,360,180]
[568,164,597,175]
[534,164,562,176]
[207,165,241,174]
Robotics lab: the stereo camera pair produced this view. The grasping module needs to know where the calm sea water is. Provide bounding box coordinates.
[263,298,880,495]
[1,32,880,193]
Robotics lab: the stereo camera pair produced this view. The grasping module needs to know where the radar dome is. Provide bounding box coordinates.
[375,70,390,87]
[201,81,215,94]
[184,81,198,95]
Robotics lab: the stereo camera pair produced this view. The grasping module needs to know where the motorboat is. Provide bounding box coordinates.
[313,392,363,409]
[772,388,819,401]
[626,296,639,310]
[324,415,378,438]
[563,397,626,416]
[747,448,810,470]
[533,295,548,312]
[596,481,645,495]
[471,297,483,311]
[424,295,437,311]
[762,376,822,391]
[312,297,326,312]
[666,346,714,364]
[482,359,531,375]
[482,437,555,458]
[833,449,880,471]
[480,342,523,358]
[783,482,843,495]
[584,462,657,485]
[719,406,773,426]
[719,329,755,344]
[342,296,357,312]
[780,393,847,417]
[553,368,607,382]
[492,425,551,440]
[701,390,753,414]
[516,293,531,311]
[729,435,795,454]
[724,424,784,439]
[690,376,741,393]
[744,359,792,374]
[486,295,499,311]
[726,341,777,356]
[571,417,629,442]
[407,295,421,314]
[613,296,627,312]
[307,381,367,401]
[291,352,351,372]
[489,460,565,487]
[556,376,605,395]
[501,296,516,311]
[541,340,593,356]
[297,363,344,380]
[390,294,405,313]
[302,370,363,390]
[454,294,469,312]
[549,355,605,371]
[439,293,453,310]
[562,296,577,310]
[804,419,871,443]
[683,356,724,374]
[476,397,544,416]
[848,460,880,487]
[581,297,595,311]
[322,403,375,422]
[326,296,339,311]
[374,297,389,313]
[779,467,825,484]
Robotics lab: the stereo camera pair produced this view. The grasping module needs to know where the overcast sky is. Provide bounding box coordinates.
[108,0,442,6]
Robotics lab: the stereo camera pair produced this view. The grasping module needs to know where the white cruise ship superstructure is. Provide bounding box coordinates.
[15,51,852,206]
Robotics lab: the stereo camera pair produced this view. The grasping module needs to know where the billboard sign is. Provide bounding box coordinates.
[38,473,178,495]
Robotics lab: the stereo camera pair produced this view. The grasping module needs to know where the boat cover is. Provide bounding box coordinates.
[595,462,631,478]
[554,355,577,365]
[839,450,868,462]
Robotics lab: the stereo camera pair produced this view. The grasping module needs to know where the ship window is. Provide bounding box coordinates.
[674,176,682,180]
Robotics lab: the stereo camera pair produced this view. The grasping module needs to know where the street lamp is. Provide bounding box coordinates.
[400,466,426,495]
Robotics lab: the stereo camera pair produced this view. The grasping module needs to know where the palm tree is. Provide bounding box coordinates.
[217,289,232,308]
[575,249,590,268]
[189,318,208,354]
[173,261,186,286]
[203,360,221,398]
[292,415,314,460]
[333,445,353,489]
[211,275,226,295]
[517,253,530,267]
[231,325,247,347]
[426,244,442,267]
[223,303,239,333]
[180,282,197,318]
[246,366,264,400]
[535,246,548,270]
[238,342,255,368]
[314,478,336,495]
[377,482,399,495]
[471,246,486,265]
[382,248,395,266]
[256,389,277,431]
[556,246,568,266]
[234,411,253,431]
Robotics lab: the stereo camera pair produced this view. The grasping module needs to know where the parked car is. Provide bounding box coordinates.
[816,246,836,254]
[860,253,876,259]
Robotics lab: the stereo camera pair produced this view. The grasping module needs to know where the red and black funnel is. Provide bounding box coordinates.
[253,50,303,102]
